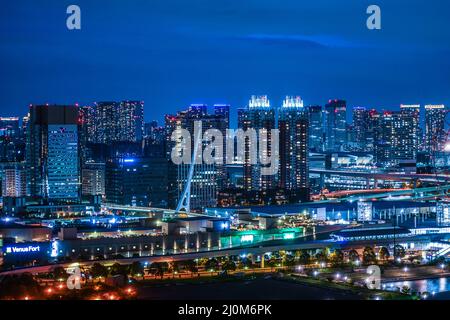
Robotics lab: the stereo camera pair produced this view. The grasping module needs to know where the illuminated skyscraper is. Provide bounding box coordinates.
[399,104,420,160]
[117,100,144,142]
[307,105,324,152]
[95,101,117,144]
[26,105,80,203]
[165,104,229,211]
[278,96,308,190]
[325,99,347,151]
[78,105,96,162]
[2,163,26,198]
[352,107,370,149]
[0,118,25,162]
[95,101,144,144]
[366,109,379,151]
[238,95,276,191]
[424,104,446,153]
[374,105,420,166]
[82,161,105,197]
[105,157,168,207]
[0,117,19,138]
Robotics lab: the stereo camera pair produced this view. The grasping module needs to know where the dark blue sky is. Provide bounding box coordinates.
[1,0,450,124]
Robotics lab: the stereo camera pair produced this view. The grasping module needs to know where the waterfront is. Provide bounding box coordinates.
[385,276,450,296]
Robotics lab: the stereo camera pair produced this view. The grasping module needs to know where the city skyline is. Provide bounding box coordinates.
[3,98,448,131]
[2,1,450,305]
[2,0,450,123]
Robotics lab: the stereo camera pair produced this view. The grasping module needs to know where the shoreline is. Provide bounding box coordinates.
[381,272,450,284]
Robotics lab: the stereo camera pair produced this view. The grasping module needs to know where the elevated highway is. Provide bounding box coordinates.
[310,169,450,184]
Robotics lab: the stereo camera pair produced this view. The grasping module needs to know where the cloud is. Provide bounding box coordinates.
[241,34,360,49]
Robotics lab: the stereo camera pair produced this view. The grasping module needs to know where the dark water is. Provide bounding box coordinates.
[384,277,450,295]
[137,278,360,300]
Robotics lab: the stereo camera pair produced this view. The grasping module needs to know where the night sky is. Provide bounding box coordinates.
[1,0,450,124]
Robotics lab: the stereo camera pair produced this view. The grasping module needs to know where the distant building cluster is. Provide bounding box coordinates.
[0,97,447,216]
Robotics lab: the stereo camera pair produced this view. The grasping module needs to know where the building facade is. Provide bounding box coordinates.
[26,105,80,203]
[278,96,309,191]
[307,105,324,152]
[105,157,168,208]
[95,101,144,144]
[374,105,420,166]
[325,99,347,151]
[238,95,276,191]
[165,104,229,211]
[82,161,106,197]
[424,104,446,153]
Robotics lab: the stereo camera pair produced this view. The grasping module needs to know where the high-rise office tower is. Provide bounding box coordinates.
[399,104,420,160]
[352,107,370,149]
[2,163,26,198]
[143,121,166,158]
[117,100,144,142]
[95,101,117,144]
[82,161,106,197]
[0,117,24,162]
[21,114,29,140]
[105,157,168,207]
[307,105,324,152]
[26,105,80,203]
[278,96,309,190]
[165,104,229,211]
[0,117,20,138]
[325,99,347,151]
[374,105,420,165]
[144,120,159,137]
[79,106,97,142]
[95,101,144,144]
[424,105,446,152]
[78,105,97,162]
[366,109,379,151]
[238,95,276,191]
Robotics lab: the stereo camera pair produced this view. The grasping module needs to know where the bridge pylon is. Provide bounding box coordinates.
[175,122,203,214]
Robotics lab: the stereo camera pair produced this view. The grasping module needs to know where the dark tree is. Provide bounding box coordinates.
[90,263,108,278]
[205,258,219,272]
[52,266,68,280]
[363,247,377,265]
[394,245,406,259]
[348,249,360,263]
[129,261,144,276]
[221,259,237,272]
[298,250,310,265]
[330,249,344,267]
[379,247,390,261]
[110,263,128,276]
